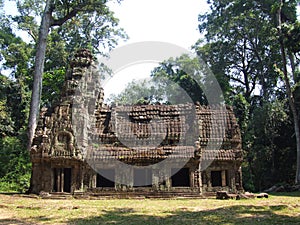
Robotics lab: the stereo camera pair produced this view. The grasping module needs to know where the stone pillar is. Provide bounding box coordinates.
[236,166,243,191]
[60,168,64,192]
[206,170,212,188]
[115,165,133,191]
[92,173,97,188]
[190,169,195,188]
[51,168,55,192]
[31,163,42,194]
[221,170,226,187]
[199,169,202,193]
[229,169,236,193]
[80,165,84,191]
[193,161,202,193]
[152,169,159,191]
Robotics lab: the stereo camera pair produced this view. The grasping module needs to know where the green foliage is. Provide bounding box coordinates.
[57,9,127,54]
[198,0,281,101]
[241,161,255,192]
[281,21,300,53]
[198,0,300,190]
[0,74,29,135]
[249,101,295,190]
[0,135,31,193]
[0,22,32,131]
[151,55,208,105]
[194,40,231,102]
[0,76,14,136]
[42,68,66,106]
[109,54,210,105]
[108,79,165,105]
[11,0,127,53]
[0,0,127,192]
[2,0,127,107]
[231,93,250,133]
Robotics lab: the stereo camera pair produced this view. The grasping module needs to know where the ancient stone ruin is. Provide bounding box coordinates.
[30,49,243,197]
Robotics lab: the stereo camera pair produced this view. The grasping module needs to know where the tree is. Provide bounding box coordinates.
[0,7,33,191]
[275,0,300,184]
[196,0,300,188]
[109,54,209,106]
[0,0,126,191]
[11,0,126,150]
[0,16,33,133]
[107,79,165,105]
[197,1,282,104]
[150,55,208,105]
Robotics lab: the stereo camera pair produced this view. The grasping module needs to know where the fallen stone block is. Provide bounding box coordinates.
[256,193,269,198]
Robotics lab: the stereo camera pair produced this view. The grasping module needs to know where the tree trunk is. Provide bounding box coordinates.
[27,0,52,150]
[277,0,300,184]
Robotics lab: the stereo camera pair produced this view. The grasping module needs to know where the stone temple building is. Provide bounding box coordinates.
[30,49,243,197]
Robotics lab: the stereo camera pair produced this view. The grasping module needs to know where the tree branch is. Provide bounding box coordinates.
[50,8,79,27]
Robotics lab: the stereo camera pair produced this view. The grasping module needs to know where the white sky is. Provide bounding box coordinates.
[104,0,209,99]
[109,0,208,49]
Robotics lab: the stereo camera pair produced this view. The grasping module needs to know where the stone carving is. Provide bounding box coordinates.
[30,49,243,196]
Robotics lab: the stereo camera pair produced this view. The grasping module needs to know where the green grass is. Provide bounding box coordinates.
[0,193,299,224]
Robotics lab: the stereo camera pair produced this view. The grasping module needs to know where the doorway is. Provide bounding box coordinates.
[171,168,190,187]
[96,169,115,187]
[53,168,72,193]
[133,168,152,187]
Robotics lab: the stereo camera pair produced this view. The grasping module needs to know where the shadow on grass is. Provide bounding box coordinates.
[64,204,300,225]
[0,192,21,195]
[0,219,31,225]
[0,216,51,225]
[269,192,300,197]
[0,216,50,225]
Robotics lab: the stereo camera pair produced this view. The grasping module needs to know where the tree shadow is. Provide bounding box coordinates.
[0,192,20,195]
[0,216,50,225]
[66,204,300,225]
[0,219,31,225]
[269,192,300,197]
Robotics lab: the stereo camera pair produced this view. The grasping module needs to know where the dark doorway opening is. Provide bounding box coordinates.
[53,168,72,192]
[133,168,152,187]
[96,169,115,187]
[53,169,58,192]
[211,171,222,187]
[171,168,190,187]
[63,168,72,192]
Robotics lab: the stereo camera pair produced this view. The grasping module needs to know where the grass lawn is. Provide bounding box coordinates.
[0,193,299,225]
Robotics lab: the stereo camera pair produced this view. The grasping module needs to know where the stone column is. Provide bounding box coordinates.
[206,170,212,188]
[221,170,226,187]
[229,169,236,193]
[152,169,159,191]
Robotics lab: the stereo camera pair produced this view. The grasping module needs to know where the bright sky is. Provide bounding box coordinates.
[109,0,208,49]
[103,0,209,99]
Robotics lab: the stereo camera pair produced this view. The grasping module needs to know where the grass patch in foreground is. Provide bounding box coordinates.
[0,193,299,224]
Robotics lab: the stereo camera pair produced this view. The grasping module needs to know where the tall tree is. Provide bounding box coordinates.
[196,0,300,188]
[275,0,300,184]
[27,0,52,150]
[150,55,208,105]
[9,0,125,150]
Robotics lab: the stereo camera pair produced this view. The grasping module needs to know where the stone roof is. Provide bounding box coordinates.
[31,49,242,163]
